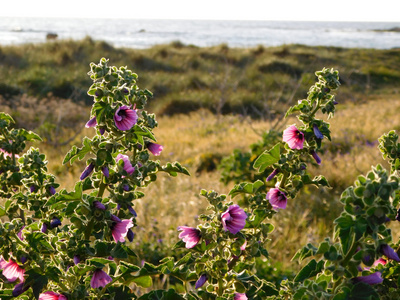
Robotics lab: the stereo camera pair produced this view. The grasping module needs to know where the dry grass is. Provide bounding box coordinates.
[10,96,400,271]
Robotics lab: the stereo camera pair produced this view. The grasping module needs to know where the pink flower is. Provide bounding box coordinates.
[147,142,163,156]
[114,105,138,131]
[111,218,134,243]
[116,154,135,175]
[178,226,201,248]
[373,258,387,267]
[283,125,304,149]
[0,148,20,159]
[234,293,248,300]
[267,188,287,210]
[1,259,25,282]
[240,240,247,251]
[38,291,67,300]
[90,269,112,288]
[221,205,247,234]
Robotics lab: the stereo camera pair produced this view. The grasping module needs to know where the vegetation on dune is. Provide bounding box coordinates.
[0,38,400,119]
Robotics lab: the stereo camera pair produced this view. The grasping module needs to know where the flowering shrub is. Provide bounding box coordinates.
[1,60,400,299]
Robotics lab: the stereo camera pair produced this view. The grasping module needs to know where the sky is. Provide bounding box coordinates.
[1,0,399,22]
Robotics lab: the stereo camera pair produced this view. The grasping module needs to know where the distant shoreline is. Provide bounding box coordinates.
[1,18,399,49]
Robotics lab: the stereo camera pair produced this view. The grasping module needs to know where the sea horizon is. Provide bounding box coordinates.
[0,17,399,49]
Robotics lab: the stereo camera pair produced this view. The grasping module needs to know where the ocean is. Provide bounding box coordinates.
[0,17,399,49]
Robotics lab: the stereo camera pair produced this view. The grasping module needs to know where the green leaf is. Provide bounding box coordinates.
[294,259,323,282]
[247,209,268,227]
[46,182,83,206]
[229,180,264,197]
[349,282,379,299]
[138,289,185,300]
[63,137,92,164]
[20,129,42,142]
[292,243,318,262]
[134,125,156,143]
[158,162,190,177]
[253,143,280,172]
[132,276,153,288]
[26,232,54,253]
[0,206,5,217]
[25,270,48,300]
[0,112,14,124]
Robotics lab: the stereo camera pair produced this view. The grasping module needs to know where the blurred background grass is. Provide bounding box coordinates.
[1,38,400,276]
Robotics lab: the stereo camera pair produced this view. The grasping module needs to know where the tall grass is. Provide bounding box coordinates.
[11,96,394,272]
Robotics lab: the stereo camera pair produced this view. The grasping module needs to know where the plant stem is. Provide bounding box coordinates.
[280,170,289,189]
[217,278,224,296]
[309,99,321,119]
[98,181,106,198]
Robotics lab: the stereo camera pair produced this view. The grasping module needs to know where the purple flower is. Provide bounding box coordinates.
[73,255,80,265]
[380,244,400,261]
[116,154,135,175]
[102,166,109,178]
[128,206,137,217]
[352,272,383,285]
[147,142,164,156]
[178,226,201,249]
[114,105,138,131]
[30,185,36,193]
[99,127,106,135]
[48,186,56,195]
[17,226,25,241]
[267,188,287,210]
[90,269,112,288]
[93,201,106,210]
[310,150,321,165]
[111,218,134,243]
[50,217,61,228]
[313,124,324,139]
[12,282,29,297]
[221,205,247,234]
[20,256,27,264]
[234,293,248,300]
[111,215,121,222]
[41,223,48,233]
[266,169,279,182]
[195,274,208,289]
[80,163,95,180]
[122,184,130,191]
[85,116,97,128]
[283,125,304,150]
[127,229,135,242]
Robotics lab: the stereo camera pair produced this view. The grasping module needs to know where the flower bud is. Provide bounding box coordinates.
[266,169,279,182]
[50,217,61,228]
[41,223,48,233]
[127,229,135,242]
[48,186,56,195]
[80,162,95,180]
[102,166,109,178]
[93,201,106,210]
[12,282,28,297]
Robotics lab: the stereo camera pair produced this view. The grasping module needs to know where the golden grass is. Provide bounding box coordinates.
[17,96,400,271]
